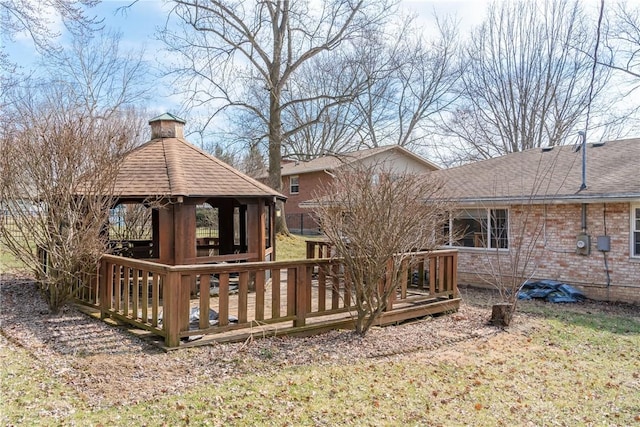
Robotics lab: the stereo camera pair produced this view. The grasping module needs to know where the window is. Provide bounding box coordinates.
[446,208,508,249]
[632,204,640,257]
[290,175,299,194]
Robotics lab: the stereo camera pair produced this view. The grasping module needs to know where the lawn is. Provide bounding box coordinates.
[1,290,639,426]
[0,247,25,273]
[276,233,324,260]
[2,235,639,425]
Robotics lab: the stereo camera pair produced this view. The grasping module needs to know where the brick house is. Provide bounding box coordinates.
[272,145,440,234]
[432,138,640,303]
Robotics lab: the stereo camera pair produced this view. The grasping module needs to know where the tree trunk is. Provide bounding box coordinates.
[275,199,290,236]
[267,70,289,235]
[490,302,513,327]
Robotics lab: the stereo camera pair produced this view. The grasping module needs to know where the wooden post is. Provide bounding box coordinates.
[255,270,265,321]
[173,202,196,265]
[164,271,181,347]
[287,268,296,316]
[238,271,249,323]
[247,202,266,262]
[418,260,425,289]
[331,263,340,310]
[199,274,210,330]
[218,273,229,327]
[141,271,149,323]
[294,265,307,327]
[180,274,191,331]
[158,206,175,264]
[317,264,326,312]
[385,258,394,312]
[132,269,140,320]
[400,259,408,300]
[271,268,281,319]
[451,251,458,298]
[99,259,110,319]
[429,256,437,295]
[123,266,130,317]
[151,273,160,327]
[306,241,315,259]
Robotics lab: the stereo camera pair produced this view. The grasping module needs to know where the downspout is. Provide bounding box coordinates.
[602,204,611,299]
[579,131,587,191]
[579,131,587,234]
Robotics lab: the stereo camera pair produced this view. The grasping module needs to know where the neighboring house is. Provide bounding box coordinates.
[432,138,640,304]
[266,145,440,234]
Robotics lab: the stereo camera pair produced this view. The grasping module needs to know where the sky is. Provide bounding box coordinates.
[4,0,634,150]
[5,0,491,117]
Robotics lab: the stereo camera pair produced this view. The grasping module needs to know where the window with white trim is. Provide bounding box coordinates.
[446,208,509,249]
[289,175,299,194]
[632,204,640,257]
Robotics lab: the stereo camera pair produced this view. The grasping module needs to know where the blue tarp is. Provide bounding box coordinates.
[518,279,586,303]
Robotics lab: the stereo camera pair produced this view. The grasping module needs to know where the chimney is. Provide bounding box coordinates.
[149,113,186,139]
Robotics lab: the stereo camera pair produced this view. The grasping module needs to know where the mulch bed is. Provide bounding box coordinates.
[1,273,635,409]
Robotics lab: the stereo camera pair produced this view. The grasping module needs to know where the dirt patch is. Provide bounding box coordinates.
[1,274,636,409]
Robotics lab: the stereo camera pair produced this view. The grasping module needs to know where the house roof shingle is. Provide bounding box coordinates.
[433,138,640,204]
[114,137,285,200]
[270,145,440,177]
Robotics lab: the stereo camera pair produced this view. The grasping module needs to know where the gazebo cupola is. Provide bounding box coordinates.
[149,113,185,139]
[108,113,285,265]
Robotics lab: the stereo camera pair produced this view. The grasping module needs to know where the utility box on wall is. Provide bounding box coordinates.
[576,233,590,255]
[597,235,611,252]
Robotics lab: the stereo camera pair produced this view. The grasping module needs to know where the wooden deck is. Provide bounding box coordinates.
[74,250,460,349]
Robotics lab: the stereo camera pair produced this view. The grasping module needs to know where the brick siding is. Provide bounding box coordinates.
[456,202,640,303]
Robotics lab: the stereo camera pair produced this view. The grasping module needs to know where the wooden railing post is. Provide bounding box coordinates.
[164,270,181,348]
[99,259,110,319]
[294,265,307,327]
[180,274,191,331]
[451,251,458,298]
[306,241,315,259]
[385,258,394,312]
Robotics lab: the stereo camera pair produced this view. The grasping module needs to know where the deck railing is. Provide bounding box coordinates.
[84,249,458,348]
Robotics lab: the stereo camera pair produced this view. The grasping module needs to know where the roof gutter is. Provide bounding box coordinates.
[445,193,640,206]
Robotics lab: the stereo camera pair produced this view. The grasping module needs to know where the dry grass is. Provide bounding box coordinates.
[276,233,320,260]
[1,277,639,426]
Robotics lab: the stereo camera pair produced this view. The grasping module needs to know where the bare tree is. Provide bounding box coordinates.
[279,52,367,159]
[0,0,98,53]
[353,16,460,151]
[0,29,148,313]
[444,0,610,162]
[0,89,142,313]
[161,0,397,233]
[265,14,460,160]
[0,0,100,98]
[597,1,640,134]
[44,29,150,118]
[240,143,266,178]
[311,163,452,336]
[602,1,640,80]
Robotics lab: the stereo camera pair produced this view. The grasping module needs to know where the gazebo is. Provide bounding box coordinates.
[108,113,285,265]
[72,113,459,348]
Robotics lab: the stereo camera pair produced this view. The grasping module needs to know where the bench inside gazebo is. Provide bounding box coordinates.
[72,114,460,348]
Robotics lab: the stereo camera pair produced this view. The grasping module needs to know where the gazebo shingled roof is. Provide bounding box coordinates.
[114,115,284,200]
[109,113,284,265]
